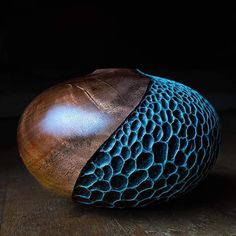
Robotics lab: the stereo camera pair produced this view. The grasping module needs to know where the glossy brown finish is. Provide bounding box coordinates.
[17,68,150,196]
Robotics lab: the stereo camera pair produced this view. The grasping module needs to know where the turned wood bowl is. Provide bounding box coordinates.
[17,68,221,208]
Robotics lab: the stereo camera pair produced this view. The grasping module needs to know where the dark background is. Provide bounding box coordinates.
[0,4,236,145]
[1,5,236,235]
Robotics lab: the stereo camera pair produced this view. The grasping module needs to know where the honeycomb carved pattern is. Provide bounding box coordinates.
[73,73,221,208]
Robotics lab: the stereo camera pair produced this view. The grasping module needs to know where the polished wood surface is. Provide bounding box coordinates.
[17,69,150,196]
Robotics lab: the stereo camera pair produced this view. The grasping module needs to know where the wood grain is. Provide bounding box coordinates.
[17,69,150,196]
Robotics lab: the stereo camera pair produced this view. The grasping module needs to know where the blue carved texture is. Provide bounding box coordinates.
[72,71,221,208]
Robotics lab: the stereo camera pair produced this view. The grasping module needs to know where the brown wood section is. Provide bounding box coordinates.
[17,69,150,196]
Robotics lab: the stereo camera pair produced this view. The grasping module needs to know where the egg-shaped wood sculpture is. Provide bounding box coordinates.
[17,68,221,208]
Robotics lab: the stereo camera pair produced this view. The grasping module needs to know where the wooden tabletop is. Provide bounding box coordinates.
[1,111,236,236]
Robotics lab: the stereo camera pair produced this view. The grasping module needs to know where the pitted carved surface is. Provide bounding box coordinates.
[73,73,221,208]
